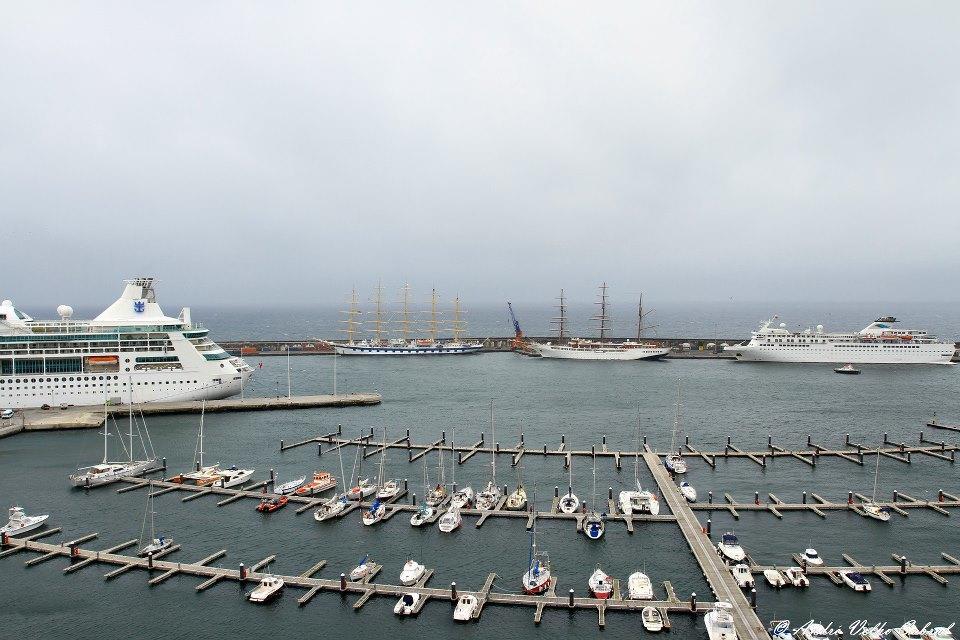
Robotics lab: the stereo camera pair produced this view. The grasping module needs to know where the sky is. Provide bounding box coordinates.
[2,2,959,310]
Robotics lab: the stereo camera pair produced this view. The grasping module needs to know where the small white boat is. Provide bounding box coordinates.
[248,575,284,603]
[475,482,501,511]
[0,506,49,536]
[891,621,924,640]
[137,484,172,557]
[797,623,832,640]
[664,453,687,474]
[840,570,871,592]
[216,466,255,488]
[863,502,891,522]
[361,499,386,526]
[923,625,956,640]
[783,566,810,587]
[764,569,787,588]
[642,606,664,632]
[558,491,580,514]
[274,475,306,495]
[628,571,653,599]
[451,486,474,509]
[438,506,462,532]
[834,363,861,375]
[347,477,376,500]
[314,495,349,521]
[860,626,886,640]
[505,485,528,511]
[410,504,434,527]
[453,594,478,621]
[588,564,613,599]
[718,532,746,562]
[679,481,697,503]
[705,602,738,640]
[138,536,173,557]
[377,480,400,499]
[731,563,754,588]
[349,555,372,581]
[394,592,420,616]
[802,548,823,566]
[400,559,426,586]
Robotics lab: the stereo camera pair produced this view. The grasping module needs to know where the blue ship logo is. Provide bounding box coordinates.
[876,323,888,328]
[133,300,146,313]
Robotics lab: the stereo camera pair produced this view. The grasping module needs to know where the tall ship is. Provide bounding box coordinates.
[0,277,253,409]
[725,316,955,364]
[530,284,670,361]
[328,284,483,355]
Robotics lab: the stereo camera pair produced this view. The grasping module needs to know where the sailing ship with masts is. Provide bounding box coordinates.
[328,284,483,355]
[530,284,670,360]
[69,396,158,487]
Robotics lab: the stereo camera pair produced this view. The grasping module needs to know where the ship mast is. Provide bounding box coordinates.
[551,289,567,340]
[636,294,657,341]
[592,282,611,341]
[451,295,467,343]
[396,283,413,341]
[426,288,442,343]
[370,281,386,343]
[339,288,362,344]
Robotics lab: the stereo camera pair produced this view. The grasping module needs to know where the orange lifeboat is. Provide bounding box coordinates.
[901,334,913,341]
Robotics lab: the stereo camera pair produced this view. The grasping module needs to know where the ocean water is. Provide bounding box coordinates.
[0,353,958,639]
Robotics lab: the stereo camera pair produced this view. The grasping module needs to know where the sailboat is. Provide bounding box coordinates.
[347,443,376,500]
[410,457,435,526]
[137,481,173,556]
[314,443,350,521]
[664,379,687,474]
[619,406,661,515]
[450,429,474,508]
[529,284,670,360]
[505,462,528,510]
[863,448,891,522]
[69,394,157,487]
[521,513,551,594]
[361,497,386,526]
[375,427,400,499]
[588,563,614,598]
[583,452,604,540]
[169,401,254,488]
[475,401,503,510]
[426,434,448,506]
[558,456,580,514]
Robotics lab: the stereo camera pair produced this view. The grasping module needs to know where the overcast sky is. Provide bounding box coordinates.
[2,2,959,310]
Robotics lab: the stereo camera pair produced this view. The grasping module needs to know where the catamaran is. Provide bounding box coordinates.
[137,481,173,556]
[69,396,157,488]
[664,379,687,474]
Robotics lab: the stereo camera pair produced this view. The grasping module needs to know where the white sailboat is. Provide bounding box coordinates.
[583,452,604,540]
[475,401,502,510]
[375,427,400,499]
[169,401,254,488]
[350,554,372,581]
[410,458,435,526]
[558,456,580,514]
[450,429,474,508]
[521,508,551,594]
[505,462,527,510]
[137,481,173,556]
[425,435,448,507]
[862,449,891,522]
[619,407,660,516]
[361,497,386,526]
[314,443,350,521]
[664,379,687,474]
[69,395,157,488]
[347,445,376,500]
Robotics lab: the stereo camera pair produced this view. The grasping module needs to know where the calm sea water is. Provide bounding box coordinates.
[1,353,958,639]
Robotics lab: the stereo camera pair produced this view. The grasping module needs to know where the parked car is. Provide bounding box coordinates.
[1,408,14,419]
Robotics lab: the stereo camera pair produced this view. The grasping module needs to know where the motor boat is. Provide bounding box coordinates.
[377,479,401,500]
[214,466,255,488]
[558,491,580,514]
[628,571,653,599]
[453,594,479,621]
[890,621,924,640]
[731,563,754,588]
[295,471,336,496]
[394,592,420,616]
[314,495,349,521]
[718,532,746,562]
[664,453,687,474]
[170,465,222,486]
[802,548,823,566]
[797,623,832,640]
[863,502,891,522]
[923,625,956,640]
[349,555,372,581]
[588,564,613,599]
[840,570,871,592]
[361,499,386,526]
[248,575,284,603]
[256,495,288,513]
[505,485,528,511]
[783,567,810,587]
[763,569,786,588]
[618,489,660,516]
[583,513,604,540]
[834,363,861,375]
[410,503,434,527]
[475,482,501,510]
[438,506,462,533]
[274,475,306,496]
[861,626,886,640]
[679,481,697,503]
[347,478,376,500]
[426,483,448,507]
[137,536,173,557]
[0,506,49,536]
[705,602,738,640]
[451,486,474,509]
[400,559,426,586]
[642,606,664,632]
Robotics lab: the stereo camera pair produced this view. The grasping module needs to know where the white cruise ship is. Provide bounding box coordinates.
[0,277,253,409]
[725,316,955,365]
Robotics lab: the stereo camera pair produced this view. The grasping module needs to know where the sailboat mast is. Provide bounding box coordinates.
[451,428,456,487]
[552,289,568,340]
[128,381,134,463]
[337,443,346,494]
[372,281,385,342]
[490,399,496,487]
[635,403,641,486]
[102,399,109,464]
[593,282,611,341]
[637,295,643,341]
[872,448,881,502]
[340,288,362,344]
[428,288,440,343]
[671,378,681,452]
[198,399,205,468]
[399,283,412,341]
[451,296,465,342]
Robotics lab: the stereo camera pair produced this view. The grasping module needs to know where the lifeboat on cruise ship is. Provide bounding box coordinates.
[879,333,900,341]
[900,334,913,341]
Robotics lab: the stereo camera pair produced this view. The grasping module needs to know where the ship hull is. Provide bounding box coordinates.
[531,343,669,361]
[725,344,954,365]
[332,343,483,356]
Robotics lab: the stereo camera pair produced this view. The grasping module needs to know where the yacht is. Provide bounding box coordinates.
[0,278,252,409]
[69,400,157,487]
[438,505,462,532]
[797,623,832,640]
[890,621,924,640]
[347,478,376,500]
[763,569,787,588]
[726,316,954,364]
[923,625,956,640]
[705,602,738,640]
[0,506,49,536]
[394,592,420,616]
[642,607,664,632]
[521,524,551,595]
[451,486,474,509]
[313,494,349,521]
[399,559,426,586]
[840,570,871,592]
[628,571,654,599]
[783,567,810,587]
[802,548,824,566]
[679,481,697,502]
[588,564,613,599]
[731,563,754,588]
[248,575,284,603]
[718,532,746,562]
[453,594,479,621]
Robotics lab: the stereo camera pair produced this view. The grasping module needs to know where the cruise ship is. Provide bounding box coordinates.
[0,277,254,409]
[724,316,955,364]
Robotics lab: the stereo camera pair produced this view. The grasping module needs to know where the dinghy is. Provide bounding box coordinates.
[642,606,664,632]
